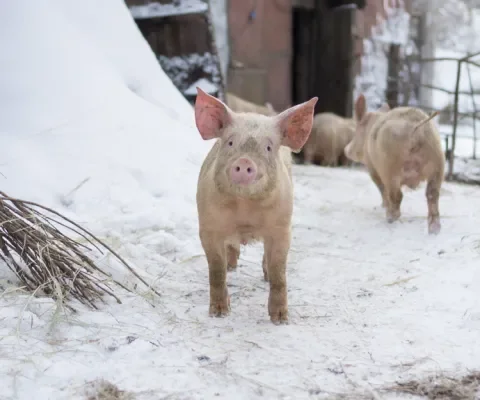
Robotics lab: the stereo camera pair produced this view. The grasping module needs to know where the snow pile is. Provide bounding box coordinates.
[0,0,211,282]
[129,0,207,19]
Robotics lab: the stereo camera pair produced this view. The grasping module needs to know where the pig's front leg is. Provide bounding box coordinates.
[200,231,230,317]
[264,228,291,324]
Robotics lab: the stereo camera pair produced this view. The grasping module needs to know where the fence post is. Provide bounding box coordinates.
[386,43,400,108]
[448,59,462,180]
[466,60,477,160]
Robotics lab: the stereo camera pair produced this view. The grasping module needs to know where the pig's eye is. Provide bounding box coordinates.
[228,141,233,147]
[266,145,272,152]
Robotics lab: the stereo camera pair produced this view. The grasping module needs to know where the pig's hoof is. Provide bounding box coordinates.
[386,210,400,223]
[428,219,441,235]
[269,308,289,325]
[227,264,237,272]
[268,298,288,324]
[209,297,230,317]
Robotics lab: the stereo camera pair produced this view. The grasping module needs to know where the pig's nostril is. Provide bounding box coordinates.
[235,166,240,172]
[247,167,252,173]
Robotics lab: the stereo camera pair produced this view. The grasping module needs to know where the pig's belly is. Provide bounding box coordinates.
[226,225,263,246]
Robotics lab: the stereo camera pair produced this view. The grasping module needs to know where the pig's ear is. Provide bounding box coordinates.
[355,94,367,121]
[378,103,390,113]
[194,87,233,140]
[275,97,318,152]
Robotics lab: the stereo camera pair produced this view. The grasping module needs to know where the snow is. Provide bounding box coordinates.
[1,1,480,399]
[159,52,222,97]
[0,0,212,293]
[184,78,218,96]
[129,0,208,19]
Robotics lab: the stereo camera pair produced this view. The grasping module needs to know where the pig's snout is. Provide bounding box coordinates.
[230,157,258,185]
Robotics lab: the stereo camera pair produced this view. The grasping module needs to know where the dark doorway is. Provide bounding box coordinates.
[291,2,357,118]
[291,7,316,108]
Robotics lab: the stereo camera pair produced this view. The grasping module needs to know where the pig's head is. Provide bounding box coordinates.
[195,88,317,199]
[344,94,390,163]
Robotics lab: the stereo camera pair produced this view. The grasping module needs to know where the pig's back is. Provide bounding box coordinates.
[367,107,444,185]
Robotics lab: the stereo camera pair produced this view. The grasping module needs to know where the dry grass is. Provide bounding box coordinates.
[385,371,480,400]
[84,379,135,400]
[0,191,160,311]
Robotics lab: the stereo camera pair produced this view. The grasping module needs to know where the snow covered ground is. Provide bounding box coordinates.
[1,1,480,399]
[2,164,480,400]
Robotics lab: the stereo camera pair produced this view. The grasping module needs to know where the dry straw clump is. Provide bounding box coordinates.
[0,191,160,310]
[84,379,135,400]
[386,372,480,400]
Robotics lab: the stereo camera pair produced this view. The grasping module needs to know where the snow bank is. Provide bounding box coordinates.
[0,0,215,298]
[0,0,211,230]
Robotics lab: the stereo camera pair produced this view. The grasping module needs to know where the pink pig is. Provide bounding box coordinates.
[194,88,317,324]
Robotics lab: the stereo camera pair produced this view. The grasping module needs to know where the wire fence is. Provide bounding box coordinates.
[367,12,480,181]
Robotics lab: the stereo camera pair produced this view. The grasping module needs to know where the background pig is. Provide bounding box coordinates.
[195,87,317,324]
[303,112,356,166]
[226,92,277,116]
[344,94,444,234]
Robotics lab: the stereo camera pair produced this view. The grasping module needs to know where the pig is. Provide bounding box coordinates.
[194,87,318,324]
[344,94,444,234]
[226,92,277,116]
[303,112,356,166]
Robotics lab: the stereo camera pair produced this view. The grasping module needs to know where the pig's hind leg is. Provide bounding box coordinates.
[384,178,403,223]
[426,172,442,235]
[368,166,387,208]
[227,244,240,271]
[262,245,268,282]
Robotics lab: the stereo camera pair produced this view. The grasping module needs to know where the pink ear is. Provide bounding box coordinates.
[275,97,318,152]
[194,88,232,140]
[355,94,367,120]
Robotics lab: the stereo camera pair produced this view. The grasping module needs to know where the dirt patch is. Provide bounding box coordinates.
[84,379,135,400]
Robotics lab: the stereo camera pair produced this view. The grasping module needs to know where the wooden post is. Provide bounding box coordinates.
[466,60,478,160]
[386,43,400,108]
